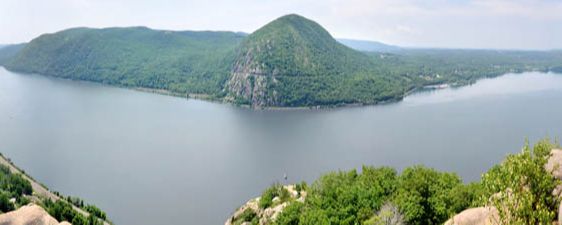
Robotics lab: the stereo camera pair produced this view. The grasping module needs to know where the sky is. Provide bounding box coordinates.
[1,0,561,50]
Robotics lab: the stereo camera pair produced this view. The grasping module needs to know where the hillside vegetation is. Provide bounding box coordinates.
[4,27,245,96]
[0,153,110,225]
[228,139,561,225]
[1,14,562,108]
[226,14,405,107]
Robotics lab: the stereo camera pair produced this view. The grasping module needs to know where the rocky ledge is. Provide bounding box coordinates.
[225,185,306,225]
[0,203,71,225]
[445,149,562,225]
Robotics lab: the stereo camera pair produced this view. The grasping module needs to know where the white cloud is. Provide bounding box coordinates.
[0,0,561,49]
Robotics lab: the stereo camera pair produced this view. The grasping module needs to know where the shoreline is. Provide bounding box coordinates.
[1,66,553,111]
[0,152,111,225]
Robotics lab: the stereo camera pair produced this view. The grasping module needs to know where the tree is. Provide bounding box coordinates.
[480,139,560,224]
[393,166,464,225]
[0,192,14,212]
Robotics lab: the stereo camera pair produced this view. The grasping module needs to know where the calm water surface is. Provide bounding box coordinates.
[1,67,561,225]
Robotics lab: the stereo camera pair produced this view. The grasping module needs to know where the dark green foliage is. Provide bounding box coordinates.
[273,166,479,225]
[272,201,303,225]
[0,162,34,212]
[88,214,104,225]
[271,140,561,225]
[447,182,484,213]
[259,187,275,209]
[71,214,88,225]
[4,27,245,96]
[232,14,408,106]
[306,167,397,224]
[42,198,107,225]
[1,173,32,196]
[393,166,466,225]
[295,181,307,195]
[0,164,32,208]
[235,14,377,77]
[481,139,560,224]
[366,49,562,90]
[2,14,562,107]
[298,208,329,225]
[67,196,83,208]
[42,199,104,225]
[233,208,259,225]
[259,183,289,209]
[0,192,15,212]
[44,199,77,222]
[84,204,107,220]
[277,167,398,225]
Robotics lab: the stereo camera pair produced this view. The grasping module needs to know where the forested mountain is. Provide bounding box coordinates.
[226,14,406,107]
[3,27,245,95]
[0,43,25,65]
[1,14,562,108]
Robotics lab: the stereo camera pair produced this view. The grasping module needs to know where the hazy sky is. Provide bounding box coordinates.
[1,0,561,50]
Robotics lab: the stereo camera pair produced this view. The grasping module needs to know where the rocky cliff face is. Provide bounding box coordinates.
[226,47,279,108]
[224,14,375,108]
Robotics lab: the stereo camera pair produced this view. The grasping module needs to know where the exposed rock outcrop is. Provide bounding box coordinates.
[227,68,278,108]
[545,149,562,180]
[446,149,562,225]
[444,207,499,225]
[225,185,306,225]
[546,149,562,225]
[0,204,71,225]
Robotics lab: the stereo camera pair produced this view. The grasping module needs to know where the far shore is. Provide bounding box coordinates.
[2,66,554,111]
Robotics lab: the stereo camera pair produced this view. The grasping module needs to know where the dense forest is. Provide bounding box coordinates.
[3,27,245,96]
[229,139,561,225]
[1,14,561,108]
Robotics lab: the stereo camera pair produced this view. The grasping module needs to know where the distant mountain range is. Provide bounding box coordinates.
[1,14,561,108]
[337,39,400,52]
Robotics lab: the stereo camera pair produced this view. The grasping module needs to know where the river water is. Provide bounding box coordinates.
[1,67,561,224]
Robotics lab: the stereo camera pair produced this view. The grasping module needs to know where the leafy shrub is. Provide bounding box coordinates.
[0,192,14,212]
[256,140,560,225]
[0,165,32,197]
[71,214,88,225]
[44,199,77,222]
[273,201,303,225]
[481,139,560,224]
[43,199,103,225]
[392,166,466,225]
[84,204,107,220]
[234,208,258,225]
[301,167,398,225]
[298,208,329,225]
[259,185,277,209]
[7,174,32,196]
[259,183,289,209]
[295,181,307,193]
